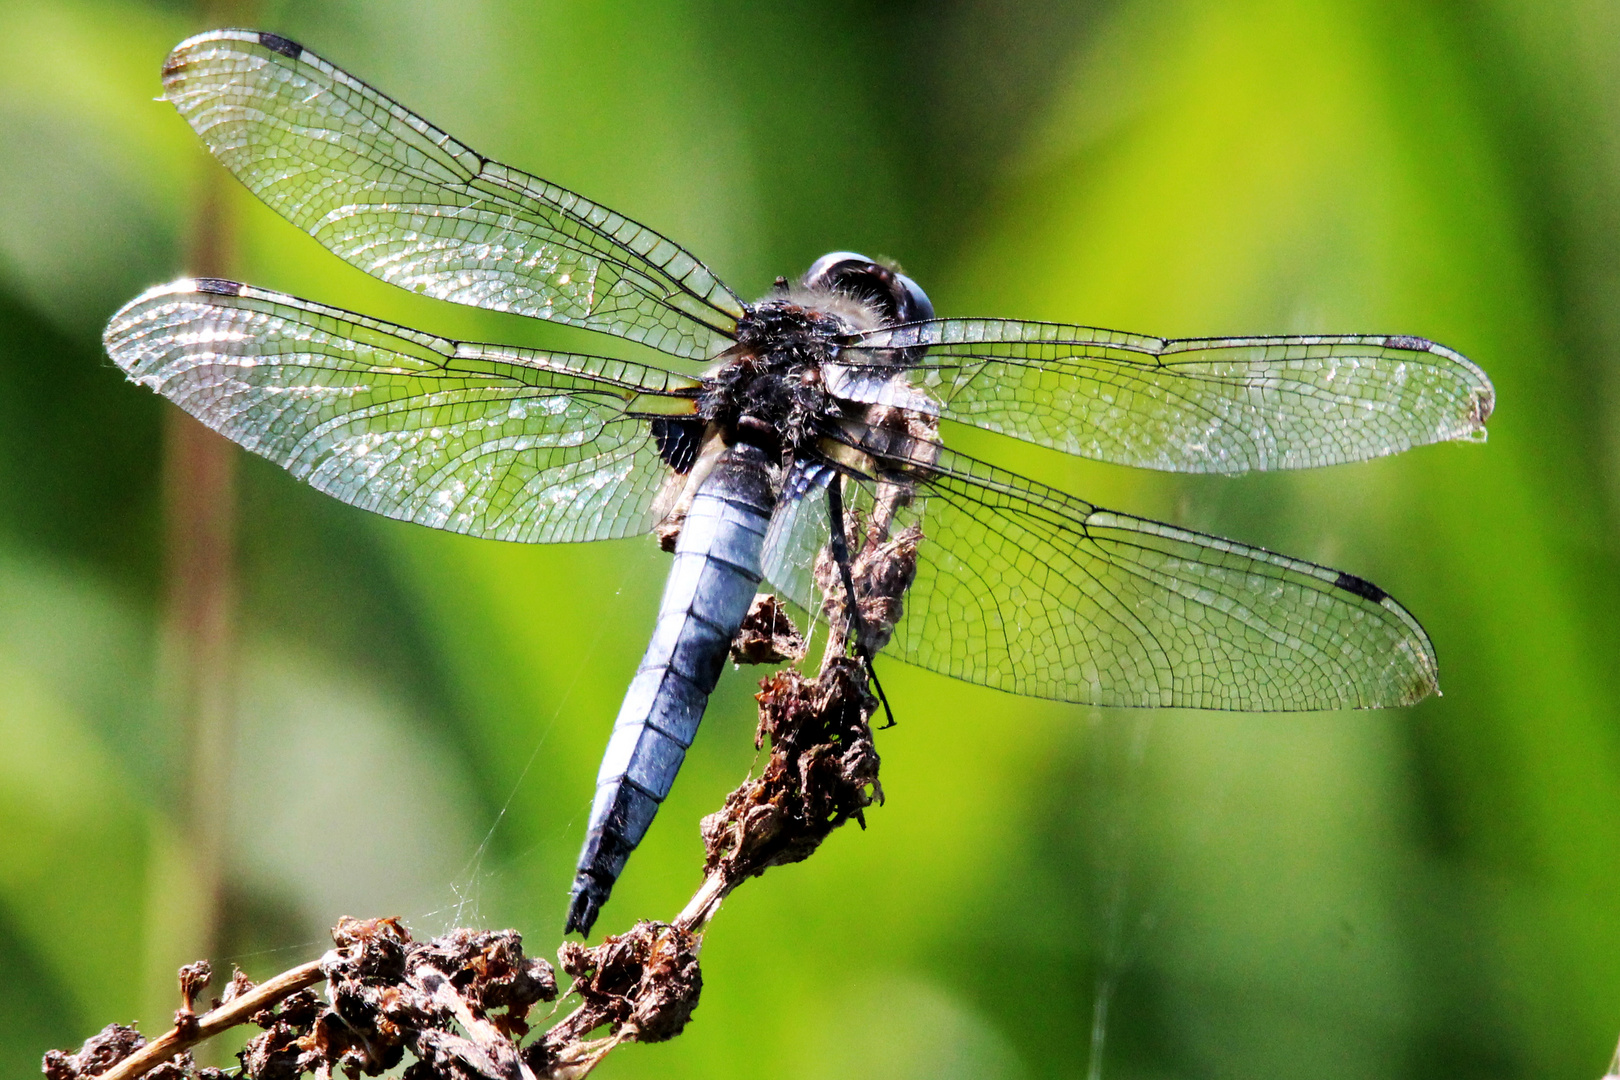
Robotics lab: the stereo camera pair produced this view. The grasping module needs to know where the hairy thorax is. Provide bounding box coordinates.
[702,285,892,462]
[652,277,928,550]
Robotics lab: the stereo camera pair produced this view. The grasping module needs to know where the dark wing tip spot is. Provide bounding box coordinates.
[193,278,246,297]
[257,32,304,59]
[1382,334,1433,353]
[1334,571,1389,604]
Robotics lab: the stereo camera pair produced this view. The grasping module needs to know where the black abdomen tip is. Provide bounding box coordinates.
[565,877,608,936]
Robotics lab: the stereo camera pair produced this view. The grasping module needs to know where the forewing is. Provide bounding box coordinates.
[822,431,1437,710]
[160,30,744,359]
[104,279,699,543]
[834,319,1494,473]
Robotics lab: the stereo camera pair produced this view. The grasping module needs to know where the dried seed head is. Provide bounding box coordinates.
[41,1023,146,1080]
[177,961,212,1014]
[730,593,808,665]
[697,657,881,900]
[532,920,702,1071]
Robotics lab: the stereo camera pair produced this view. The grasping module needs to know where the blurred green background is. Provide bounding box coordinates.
[3,0,1618,1077]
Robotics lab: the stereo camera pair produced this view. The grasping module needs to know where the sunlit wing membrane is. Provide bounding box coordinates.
[832,319,1495,473]
[773,423,1438,710]
[104,279,701,543]
[160,30,745,359]
[761,460,836,617]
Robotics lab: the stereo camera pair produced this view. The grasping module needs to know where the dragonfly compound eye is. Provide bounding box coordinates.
[802,251,873,289]
[893,271,934,324]
[803,252,933,326]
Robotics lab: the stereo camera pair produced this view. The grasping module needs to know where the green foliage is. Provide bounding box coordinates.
[4,1,1619,1076]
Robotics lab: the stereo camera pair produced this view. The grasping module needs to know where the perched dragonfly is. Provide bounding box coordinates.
[105,30,1494,936]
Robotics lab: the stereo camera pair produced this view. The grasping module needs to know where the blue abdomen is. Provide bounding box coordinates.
[565,442,777,934]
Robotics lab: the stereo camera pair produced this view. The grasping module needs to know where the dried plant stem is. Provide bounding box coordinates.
[423,975,539,1079]
[673,872,729,933]
[50,505,918,1080]
[97,960,324,1080]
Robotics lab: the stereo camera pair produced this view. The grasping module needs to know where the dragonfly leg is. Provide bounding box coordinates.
[826,477,896,728]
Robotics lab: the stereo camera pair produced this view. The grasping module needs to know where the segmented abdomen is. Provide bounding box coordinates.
[565,442,777,935]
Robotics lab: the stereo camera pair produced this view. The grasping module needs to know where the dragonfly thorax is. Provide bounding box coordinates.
[702,300,839,461]
[705,254,934,462]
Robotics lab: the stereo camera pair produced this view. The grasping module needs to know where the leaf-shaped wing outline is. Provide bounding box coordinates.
[104,278,700,543]
[161,29,745,359]
[831,318,1494,473]
[767,424,1438,710]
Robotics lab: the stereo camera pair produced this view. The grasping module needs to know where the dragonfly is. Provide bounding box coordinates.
[104,29,1494,937]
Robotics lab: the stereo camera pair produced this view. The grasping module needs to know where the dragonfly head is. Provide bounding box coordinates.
[803,252,934,326]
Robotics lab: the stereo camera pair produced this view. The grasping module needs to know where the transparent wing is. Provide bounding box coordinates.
[832,319,1495,473]
[161,29,744,359]
[761,460,836,611]
[104,278,701,543]
[784,425,1437,710]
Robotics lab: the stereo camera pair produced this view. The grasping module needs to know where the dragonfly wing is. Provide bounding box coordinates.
[104,278,700,543]
[761,460,837,611]
[836,319,1494,473]
[160,30,744,359]
[831,433,1438,710]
